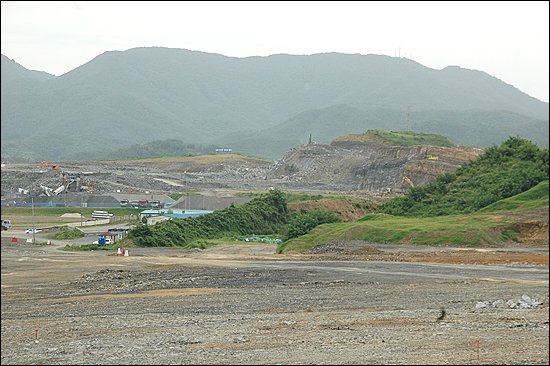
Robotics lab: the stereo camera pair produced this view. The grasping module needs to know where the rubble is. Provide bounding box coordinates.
[1,137,483,203]
[476,294,548,309]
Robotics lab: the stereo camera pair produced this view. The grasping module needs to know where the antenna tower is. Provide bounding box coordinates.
[405,106,411,131]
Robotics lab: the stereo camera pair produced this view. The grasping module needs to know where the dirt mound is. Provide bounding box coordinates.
[288,198,377,222]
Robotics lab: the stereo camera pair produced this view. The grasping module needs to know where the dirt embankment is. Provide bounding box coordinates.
[300,246,549,266]
[478,208,549,245]
[287,198,377,222]
[264,138,483,192]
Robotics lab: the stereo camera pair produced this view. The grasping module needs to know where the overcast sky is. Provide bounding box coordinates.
[1,1,548,103]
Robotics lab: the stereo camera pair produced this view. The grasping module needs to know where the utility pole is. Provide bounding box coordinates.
[80,192,83,228]
[405,106,412,131]
[32,198,35,243]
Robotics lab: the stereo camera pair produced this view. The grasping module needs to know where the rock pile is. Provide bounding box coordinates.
[304,239,388,254]
[476,294,548,309]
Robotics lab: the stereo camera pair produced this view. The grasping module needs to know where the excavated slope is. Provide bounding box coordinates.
[265,135,483,192]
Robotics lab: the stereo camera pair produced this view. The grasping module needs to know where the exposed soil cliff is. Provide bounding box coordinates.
[265,134,484,192]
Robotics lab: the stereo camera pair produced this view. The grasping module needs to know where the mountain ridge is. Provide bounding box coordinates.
[1,47,548,162]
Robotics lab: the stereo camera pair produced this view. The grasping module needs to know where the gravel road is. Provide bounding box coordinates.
[1,238,548,365]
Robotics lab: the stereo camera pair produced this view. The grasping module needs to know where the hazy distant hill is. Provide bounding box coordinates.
[1,47,548,162]
[214,104,548,160]
[1,54,56,86]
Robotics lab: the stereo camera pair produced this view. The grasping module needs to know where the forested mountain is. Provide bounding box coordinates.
[1,47,548,162]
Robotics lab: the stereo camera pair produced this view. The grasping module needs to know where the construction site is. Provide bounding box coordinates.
[1,137,548,364]
[1,134,484,210]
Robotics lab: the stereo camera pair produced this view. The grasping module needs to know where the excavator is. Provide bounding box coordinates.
[427,155,439,160]
[41,161,61,170]
[401,176,414,187]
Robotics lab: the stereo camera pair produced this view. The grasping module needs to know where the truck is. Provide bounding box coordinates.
[93,237,112,246]
[151,200,164,209]
[2,219,12,231]
[138,199,149,208]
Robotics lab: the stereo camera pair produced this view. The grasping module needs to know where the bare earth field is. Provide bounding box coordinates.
[1,235,548,365]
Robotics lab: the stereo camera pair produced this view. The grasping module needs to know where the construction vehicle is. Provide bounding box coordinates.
[151,200,164,209]
[401,176,414,187]
[2,219,12,231]
[427,155,439,160]
[41,161,61,170]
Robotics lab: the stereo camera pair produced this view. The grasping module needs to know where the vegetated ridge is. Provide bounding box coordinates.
[1,47,548,162]
[380,136,549,216]
[127,189,342,249]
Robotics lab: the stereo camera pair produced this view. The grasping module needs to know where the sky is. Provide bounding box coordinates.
[1,1,549,103]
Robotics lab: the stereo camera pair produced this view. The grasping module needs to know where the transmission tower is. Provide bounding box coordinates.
[405,106,411,131]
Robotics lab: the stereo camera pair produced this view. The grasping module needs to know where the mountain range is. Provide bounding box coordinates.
[1,48,548,162]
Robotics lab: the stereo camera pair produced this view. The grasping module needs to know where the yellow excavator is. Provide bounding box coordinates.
[401,176,414,187]
[427,155,439,160]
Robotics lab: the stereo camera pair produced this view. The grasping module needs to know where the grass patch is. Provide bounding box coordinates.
[361,130,453,147]
[48,227,85,240]
[28,241,50,246]
[477,180,549,213]
[62,243,118,251]
[277,213,518,253]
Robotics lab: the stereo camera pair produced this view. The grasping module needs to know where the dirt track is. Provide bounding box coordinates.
[1,237,548,365]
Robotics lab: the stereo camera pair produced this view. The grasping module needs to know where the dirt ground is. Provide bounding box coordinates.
[295,246,550,266]
[1,235,548,365]
[2,202,548,364]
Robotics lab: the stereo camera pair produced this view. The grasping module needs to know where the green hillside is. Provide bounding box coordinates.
[277,180,548,254]
[2,47,548,162]
[380,137,548,217]
[127,189,341,249]
[477,180,549,213]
